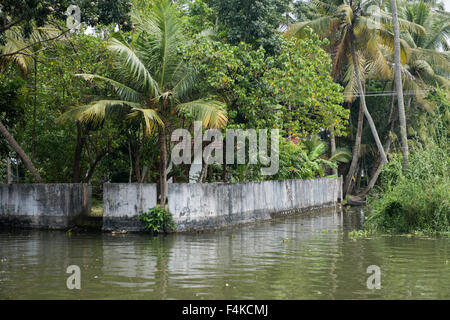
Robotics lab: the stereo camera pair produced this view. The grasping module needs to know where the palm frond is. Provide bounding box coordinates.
[332,29,350,79]
[402,75,434,112]
[133,0,184,87]
[128,107,163,135]
[364,33,392,79]
[410,48,450,75]
[107,37,160,97]
[337,4,354,27]
[423,20,450,50]
[59,100,141,125]
[177,100,228,129]
[0,36,32,73]
[308,142,326,161]
[377,28,411,63]
[329,147,352,163]
[0,25,60,74]
[374,11,426,35]
[285,16,333,39]
[343,52,366,102]
[412,59,450,89]
[74,74,143,102]
[171,65,196,100]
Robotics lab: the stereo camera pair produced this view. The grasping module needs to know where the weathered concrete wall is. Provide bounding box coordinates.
[168,178,342,232]
[0,184,91,229]
[102,183,157,232]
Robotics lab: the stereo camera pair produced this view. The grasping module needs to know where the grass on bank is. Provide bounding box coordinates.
[365,142,449,235]
[90,198,103,217]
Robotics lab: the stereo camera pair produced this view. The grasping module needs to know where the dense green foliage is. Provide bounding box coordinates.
[366,88,450,234]
[0,75,26,156]
[210,0,290,54]
[186,30,348,135]
[139,205,177,234]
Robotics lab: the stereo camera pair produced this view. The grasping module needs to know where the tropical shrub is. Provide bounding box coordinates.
[138,205,177,234]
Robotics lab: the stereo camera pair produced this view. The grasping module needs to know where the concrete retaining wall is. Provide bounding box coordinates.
[0,178,342,232]
[169,178,342,232]
[0,184,91,229]
[102,183,157,231]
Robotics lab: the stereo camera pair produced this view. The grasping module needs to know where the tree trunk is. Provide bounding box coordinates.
[360,88,398,196]
[330,127,337,176]
[159,126,168,207]
[344,100,364,196]
[32,58,37,160]
[140,166,148,183]
[0,120,42,182]
[390,0,409,172]
[355,163,362,193]
[222,138,227,182]
[134,153,142,183]
[84,151,107,183]
[199,162,208,183]
[72,121,85,183]
[7,157,12,184]
[350,40,387,165]
[128,141,133,183]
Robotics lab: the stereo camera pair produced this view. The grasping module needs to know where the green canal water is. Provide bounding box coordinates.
[0,208,448,299]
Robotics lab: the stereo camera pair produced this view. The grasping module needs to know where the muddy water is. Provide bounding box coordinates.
[0,208,448,299]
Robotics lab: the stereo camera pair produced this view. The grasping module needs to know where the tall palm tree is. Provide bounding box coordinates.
[287,0,424,195]
[390,0,409,171]
[357,0,449,193]
[61,0,227,206]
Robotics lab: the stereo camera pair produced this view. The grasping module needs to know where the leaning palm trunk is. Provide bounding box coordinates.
[350,39,387,165]
[390,0,409,172]
[0,120,42,182]
[344,101,364,196]
[344,37,387,196]
[360,90,397,196]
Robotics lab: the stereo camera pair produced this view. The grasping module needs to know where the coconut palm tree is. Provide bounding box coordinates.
[60,0,227,206]
[384,0,450,174]
[390,0,409,171]
[354,0,449,193]
[286,0,424,195]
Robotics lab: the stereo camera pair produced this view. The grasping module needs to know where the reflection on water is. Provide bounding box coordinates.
[0,207,448,299]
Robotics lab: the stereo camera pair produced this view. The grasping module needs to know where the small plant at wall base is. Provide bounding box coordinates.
[138,206,177,234]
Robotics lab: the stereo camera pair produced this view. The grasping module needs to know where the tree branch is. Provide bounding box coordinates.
[0,15,25,34]
[0,28,70,58]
